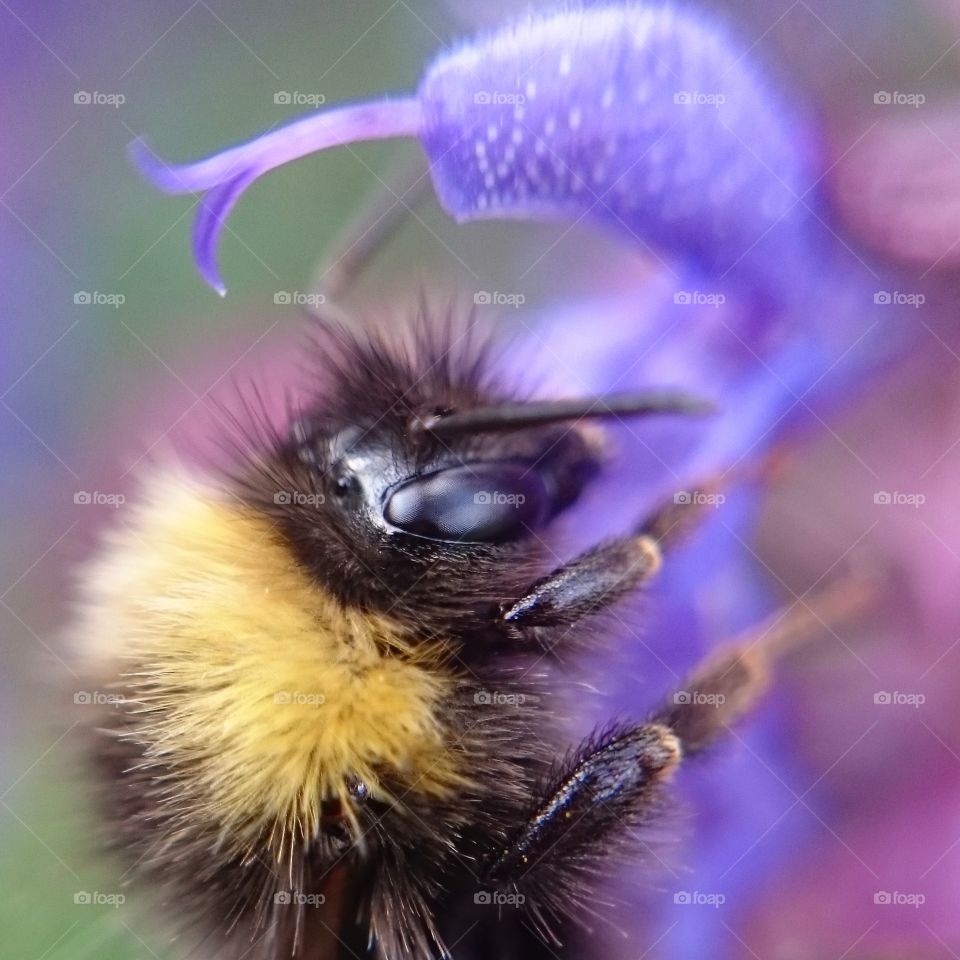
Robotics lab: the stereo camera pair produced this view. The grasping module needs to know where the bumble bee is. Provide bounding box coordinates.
[70,311,856,960]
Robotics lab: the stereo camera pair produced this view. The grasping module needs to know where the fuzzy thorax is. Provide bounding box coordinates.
[75,472,463,852]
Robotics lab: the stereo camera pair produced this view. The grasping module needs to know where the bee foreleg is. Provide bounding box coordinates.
[499,534,662,633]
[498,480,721,634]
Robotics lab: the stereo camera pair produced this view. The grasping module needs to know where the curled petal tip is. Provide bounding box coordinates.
[129,98,422,293]
[206,270,228,297]
[191,171,257,296]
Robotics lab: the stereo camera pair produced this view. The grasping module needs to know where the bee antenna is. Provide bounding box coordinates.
[410,391,715,437]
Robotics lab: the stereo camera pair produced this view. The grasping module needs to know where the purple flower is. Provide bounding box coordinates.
[133,4,814,301]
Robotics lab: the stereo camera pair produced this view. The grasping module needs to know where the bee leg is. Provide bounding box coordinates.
[484,579,865,903]
[649,572,870,753]
[486,603,796,891]
[499,480,722,633]
[636,477,727,549]
[482,719,680,896]
[499,534,663,633]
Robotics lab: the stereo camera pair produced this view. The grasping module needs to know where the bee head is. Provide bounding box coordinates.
[237,316,708,635]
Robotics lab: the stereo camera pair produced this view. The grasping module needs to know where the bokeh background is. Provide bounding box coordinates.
[5,1,960,957]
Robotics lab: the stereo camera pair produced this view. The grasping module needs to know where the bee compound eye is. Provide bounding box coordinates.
[383,463,548,543]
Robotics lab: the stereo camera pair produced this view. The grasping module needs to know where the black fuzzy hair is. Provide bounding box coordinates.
[224,307,588,644]
[299,306,512,437]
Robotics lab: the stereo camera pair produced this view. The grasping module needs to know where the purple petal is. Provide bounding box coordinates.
[418,5,817,302]
[129,99,422,292]
[132,5,817,305]
[191,170,257,296]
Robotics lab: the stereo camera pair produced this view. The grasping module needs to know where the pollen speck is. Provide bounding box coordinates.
[569,106,582,130]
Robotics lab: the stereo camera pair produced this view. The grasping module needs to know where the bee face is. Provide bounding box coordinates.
[252,395,604,634]
[294,415,600,541]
